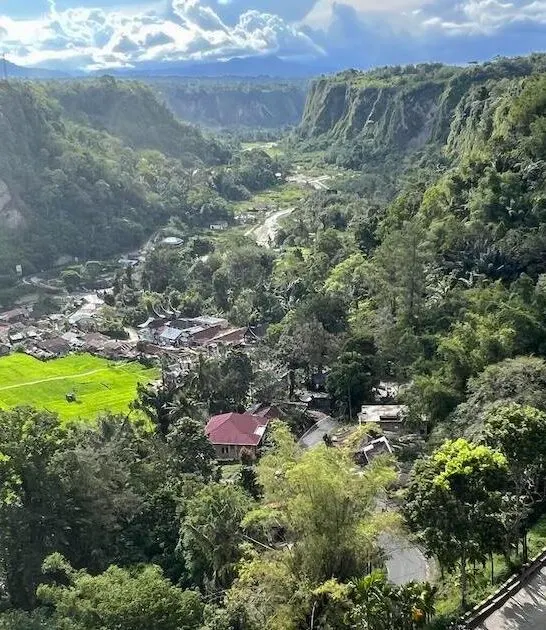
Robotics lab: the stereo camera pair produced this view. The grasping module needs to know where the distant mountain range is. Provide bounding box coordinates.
[2,59,69,79]
[99,55,341,79]
[5,55,345,80]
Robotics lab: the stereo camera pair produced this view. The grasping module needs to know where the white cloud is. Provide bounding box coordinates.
[1,0,545,71]
[0,0,323,71]
[423,0,546,34]
[302,0,433,29]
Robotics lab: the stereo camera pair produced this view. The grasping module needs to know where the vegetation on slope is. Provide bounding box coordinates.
[46,77,230,165]
[298,54,546,174]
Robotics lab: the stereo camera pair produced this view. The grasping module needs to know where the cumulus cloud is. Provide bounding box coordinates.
[422,0,546,35]
[0,0,545,72]
[0,0,323,71]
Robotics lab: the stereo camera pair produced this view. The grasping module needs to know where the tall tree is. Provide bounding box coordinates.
[327,350,379,419]
[0,408,69,608]
[179,483,252,591]
[483,403,546,561]
[256,423,397,583]
[405,439,508,608]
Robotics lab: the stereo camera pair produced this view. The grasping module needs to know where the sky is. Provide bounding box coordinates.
[0,0,545,72]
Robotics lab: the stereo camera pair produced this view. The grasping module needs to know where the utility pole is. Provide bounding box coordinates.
[1,53,7,81]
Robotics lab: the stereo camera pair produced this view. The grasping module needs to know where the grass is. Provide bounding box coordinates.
[0,353,159,422]
[431,514,546,624]
[231,183,304,213]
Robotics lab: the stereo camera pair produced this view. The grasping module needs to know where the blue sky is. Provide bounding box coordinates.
[0,0,545,72]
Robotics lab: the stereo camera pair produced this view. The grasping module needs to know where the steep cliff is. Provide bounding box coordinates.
[298,55,546,169]
[150,79,308,129]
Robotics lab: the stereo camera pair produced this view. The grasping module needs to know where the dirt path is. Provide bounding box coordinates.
[246,207,294,247]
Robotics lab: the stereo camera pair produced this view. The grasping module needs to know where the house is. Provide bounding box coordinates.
[208,327,247,346]
[189,325,224,344]
[205,412,270,461]
[209,221,229,231]
[159,327,185,347]
[83,332,112,352]
[37,337,71,357]
[358,404,408,433]
[299,391,332,413]
[0,308,28,324]
[8,331,24,344]
[61,331,85,349]
[247,403,283,421]
[355,436,393,466]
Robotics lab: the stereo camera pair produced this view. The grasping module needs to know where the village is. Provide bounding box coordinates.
[0,259,423,473]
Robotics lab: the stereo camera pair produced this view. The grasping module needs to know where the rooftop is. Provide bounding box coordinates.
[206,412,270,447]
[358,404,408,424]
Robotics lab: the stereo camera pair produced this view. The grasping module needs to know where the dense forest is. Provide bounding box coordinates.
[121,54,546,624]
[1,54,546,629]
[0,78,287,283]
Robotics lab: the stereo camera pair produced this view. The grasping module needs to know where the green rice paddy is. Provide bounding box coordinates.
[0,353,159,421]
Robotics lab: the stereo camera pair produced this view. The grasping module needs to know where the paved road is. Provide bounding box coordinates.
[298,415,338,448]
[474,566,546,630]
[380,534,431,585]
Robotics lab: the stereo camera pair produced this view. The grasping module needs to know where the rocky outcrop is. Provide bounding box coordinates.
[0,179,24,230]
[297,55,546,168]
[152,80,308,129]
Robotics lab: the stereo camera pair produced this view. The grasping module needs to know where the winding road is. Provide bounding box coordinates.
[246,207,294,247]
[298,415,431,585]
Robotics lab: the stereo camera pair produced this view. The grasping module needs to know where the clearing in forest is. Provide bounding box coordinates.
[0,353,158,421]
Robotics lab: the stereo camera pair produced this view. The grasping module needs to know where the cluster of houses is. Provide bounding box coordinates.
[0,292,138,361]
[0,289,262,364]
[0,301,137,361]
[204,402,414,466]
[137,315,262,352]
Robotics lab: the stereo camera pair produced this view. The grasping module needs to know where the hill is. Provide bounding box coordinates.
[149,78,308,130]
[1,59,68,79]
[45,77,230,164]
[0,79,231,280]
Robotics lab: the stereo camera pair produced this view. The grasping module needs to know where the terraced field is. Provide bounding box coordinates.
[0,353,158,421]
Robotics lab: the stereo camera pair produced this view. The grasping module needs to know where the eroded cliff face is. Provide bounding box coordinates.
[153,82,308,129]
[297,56,546,167]
[0,179,24,230]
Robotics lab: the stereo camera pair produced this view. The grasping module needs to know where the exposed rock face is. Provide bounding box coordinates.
[0,179,24,230]
[297,56,546,167]
[152,81,308,129]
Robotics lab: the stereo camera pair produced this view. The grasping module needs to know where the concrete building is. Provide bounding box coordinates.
[358,404,408,433]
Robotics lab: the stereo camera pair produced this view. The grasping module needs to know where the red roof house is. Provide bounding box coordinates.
[205,412,270,461]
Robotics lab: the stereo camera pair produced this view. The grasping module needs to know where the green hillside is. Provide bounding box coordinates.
[0,79,232,280]
[47,77,230,164]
